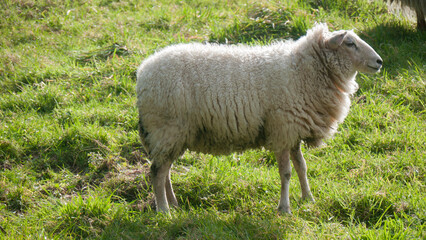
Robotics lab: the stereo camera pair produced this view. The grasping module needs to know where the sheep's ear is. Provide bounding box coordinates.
[326,31,347,49]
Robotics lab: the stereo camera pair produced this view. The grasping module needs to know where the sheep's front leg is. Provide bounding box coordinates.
[151,161,173,213]
[291,142,315,202]
[277,150,292,214]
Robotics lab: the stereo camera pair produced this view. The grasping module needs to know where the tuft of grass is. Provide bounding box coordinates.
[210,6,303,43]
[53,193,116,238]
[326,192,397,227]
[75,43,131,65]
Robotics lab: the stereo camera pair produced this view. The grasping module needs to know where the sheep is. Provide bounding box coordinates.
[387,0,426,30]
[136,23,383,214]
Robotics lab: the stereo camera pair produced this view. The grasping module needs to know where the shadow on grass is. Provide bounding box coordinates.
[358,21,425,77]
[357,21,425,112]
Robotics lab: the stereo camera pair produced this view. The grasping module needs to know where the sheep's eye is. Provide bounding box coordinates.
[345,42,357,48]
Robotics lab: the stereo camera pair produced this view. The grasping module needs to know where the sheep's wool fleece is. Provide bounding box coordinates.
[137,24,358,157]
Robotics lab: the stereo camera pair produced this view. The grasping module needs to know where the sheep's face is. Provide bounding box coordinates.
[326,30,383,74]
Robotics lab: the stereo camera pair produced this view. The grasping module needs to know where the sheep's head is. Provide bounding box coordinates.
[325,30,383,74]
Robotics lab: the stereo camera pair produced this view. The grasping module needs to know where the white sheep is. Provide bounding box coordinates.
[136,23,383,214]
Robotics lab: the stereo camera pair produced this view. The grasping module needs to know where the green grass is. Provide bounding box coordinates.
[0,0,425,239]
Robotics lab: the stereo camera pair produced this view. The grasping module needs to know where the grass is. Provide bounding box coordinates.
[0,0,425,239]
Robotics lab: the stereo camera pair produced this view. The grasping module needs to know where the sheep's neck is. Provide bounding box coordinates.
[310,45,356,95]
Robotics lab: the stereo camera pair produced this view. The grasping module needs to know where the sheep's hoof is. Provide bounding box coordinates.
[156,209,171,216]
[301,195,315,203]
[156,205,171,215]
[277,206,292,215]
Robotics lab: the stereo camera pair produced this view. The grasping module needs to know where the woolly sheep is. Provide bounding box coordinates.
[136,23,383,214]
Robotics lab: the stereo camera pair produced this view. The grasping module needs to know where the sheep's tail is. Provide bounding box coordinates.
[138,115,150,156]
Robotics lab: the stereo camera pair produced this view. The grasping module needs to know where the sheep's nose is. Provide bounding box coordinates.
[377,59,383,65]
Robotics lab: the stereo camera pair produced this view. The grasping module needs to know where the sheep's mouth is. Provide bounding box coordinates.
[368,66,381,72]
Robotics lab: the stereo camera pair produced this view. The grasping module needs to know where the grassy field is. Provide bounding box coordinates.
[0,0,425,239]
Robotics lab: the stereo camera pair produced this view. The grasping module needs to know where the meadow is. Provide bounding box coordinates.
[0,0,425,239]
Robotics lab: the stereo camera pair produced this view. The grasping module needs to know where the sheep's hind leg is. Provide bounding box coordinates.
[151,160,173,213]
[277,149,292,214]
[290,142,315,202]
[165,168,179,208]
